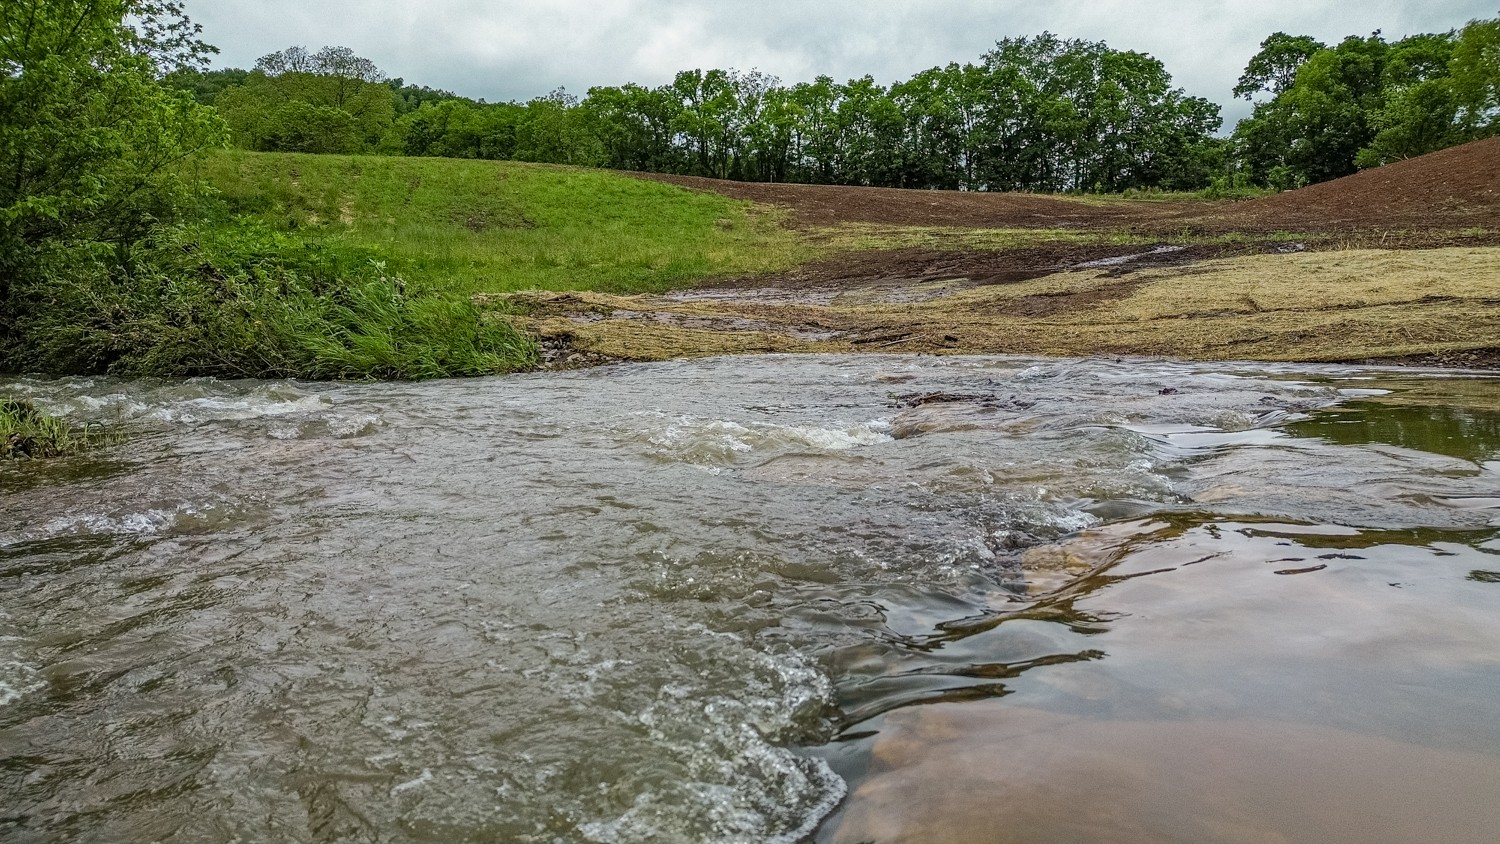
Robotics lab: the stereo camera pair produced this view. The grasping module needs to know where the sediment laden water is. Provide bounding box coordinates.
[0,356,1497,843]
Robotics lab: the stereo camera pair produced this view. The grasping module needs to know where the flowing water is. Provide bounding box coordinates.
[1,355,1497,843]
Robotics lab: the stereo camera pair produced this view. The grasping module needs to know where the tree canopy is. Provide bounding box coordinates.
[1,1,224,274]
[1233,17,1500,187]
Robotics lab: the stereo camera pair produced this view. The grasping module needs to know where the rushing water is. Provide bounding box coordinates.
[1,355,1497,843]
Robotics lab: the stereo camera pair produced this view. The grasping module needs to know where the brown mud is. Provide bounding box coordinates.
[643,136,1500,236]
[1192,135,1500,234]
[635,172,1190,229]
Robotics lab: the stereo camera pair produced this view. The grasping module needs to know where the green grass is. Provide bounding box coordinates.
[0,399,106,459]
[189,151,813,296]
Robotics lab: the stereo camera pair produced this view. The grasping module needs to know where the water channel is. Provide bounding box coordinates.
[2,355,1497,843]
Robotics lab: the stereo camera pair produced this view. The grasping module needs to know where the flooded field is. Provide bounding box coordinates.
[1,355,1497,843]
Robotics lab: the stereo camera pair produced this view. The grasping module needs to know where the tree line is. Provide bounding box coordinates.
[170,36,1227,193]
[1233,21,1500,189]
[166,16,1500,194]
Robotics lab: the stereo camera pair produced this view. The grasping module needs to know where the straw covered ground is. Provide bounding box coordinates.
[497,247,1500,367]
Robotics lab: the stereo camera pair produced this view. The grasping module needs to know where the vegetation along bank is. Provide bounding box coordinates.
[2,1,1499,405]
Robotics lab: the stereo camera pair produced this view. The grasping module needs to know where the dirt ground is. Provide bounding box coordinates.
[509,140,1500,369]
[635,172,1190,229]
[639,136,1500,235]
[1190,135,1500,235]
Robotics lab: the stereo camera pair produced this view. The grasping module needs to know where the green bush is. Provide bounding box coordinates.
[2,222,538,380]
[1198,174,1274,200]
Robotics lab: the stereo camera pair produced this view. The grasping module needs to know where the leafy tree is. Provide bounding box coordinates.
[263,101,360,154]
[1356,33,1462,167]
[162,67,252,104]
[1452,17,1500,135]
[514,90,604,166]
[1233,19,1499,184]
[0,0,225,302]
[971,35,1220,193]
[787,76,843,183]
[1234,33,1327,99]
[387,78,462,115]
[1356,78,1462,167]
[584,83,683,172]
[214,46,399,152]
[1233,33,1388,184]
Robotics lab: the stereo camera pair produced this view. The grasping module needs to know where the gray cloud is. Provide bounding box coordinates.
[187,0,1496,127]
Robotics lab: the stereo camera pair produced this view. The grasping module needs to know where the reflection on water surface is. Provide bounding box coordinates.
[0,356,1497,843]
[1288,398,1500,463]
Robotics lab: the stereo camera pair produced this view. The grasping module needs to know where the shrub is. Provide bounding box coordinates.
[1199,174,1274,200]
[2,222,538,380]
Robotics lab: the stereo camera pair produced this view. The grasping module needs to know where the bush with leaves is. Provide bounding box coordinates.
[0,2,225,291]
[5,221,537,379]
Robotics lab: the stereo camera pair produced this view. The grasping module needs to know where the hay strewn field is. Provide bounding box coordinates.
[502,248,1500,365]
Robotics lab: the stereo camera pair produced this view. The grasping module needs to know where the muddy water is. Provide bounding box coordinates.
[0,356,1497,844]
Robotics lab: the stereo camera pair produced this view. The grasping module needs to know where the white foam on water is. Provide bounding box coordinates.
[575,637,846,844]
[146,393,331,424]
[7,378,335,426]
[0,659,41,707]
[0,621,41,708]
[0,501,222,547]
[390,769,433,796]
[636,414,894,466]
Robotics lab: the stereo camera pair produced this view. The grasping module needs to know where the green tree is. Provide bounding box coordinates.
[1233,33,1389,185]
[162,67,252,105]
[584,83,684,172]
[1451,17,1500,136]
[1234,33,1327,100]
[0,0,225,301]
[514,89,604,166]
[1231,20,1499,184]
[213,45,399,152]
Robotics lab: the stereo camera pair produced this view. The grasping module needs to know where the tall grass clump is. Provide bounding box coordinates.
[2,221,538,380]
[0,399,98,459]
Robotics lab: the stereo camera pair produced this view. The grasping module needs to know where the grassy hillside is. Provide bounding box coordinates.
[192,151,811,296]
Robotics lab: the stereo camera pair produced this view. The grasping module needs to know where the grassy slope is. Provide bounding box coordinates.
[192,151,812,296]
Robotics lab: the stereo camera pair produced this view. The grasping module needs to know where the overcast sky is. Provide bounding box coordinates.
[186,0,1495,127]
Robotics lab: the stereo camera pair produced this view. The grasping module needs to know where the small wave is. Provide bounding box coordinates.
[5,378,333,425]
[0,659,41,707]
[636,415,893,465]
[576,637,844,844]
[145,393,330,424]
[0,501,232,547]
[269,413,384,440]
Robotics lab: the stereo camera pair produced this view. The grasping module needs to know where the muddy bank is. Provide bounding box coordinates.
[491,245,1500,370]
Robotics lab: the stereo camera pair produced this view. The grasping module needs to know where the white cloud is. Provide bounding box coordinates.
[187,0,1497,124]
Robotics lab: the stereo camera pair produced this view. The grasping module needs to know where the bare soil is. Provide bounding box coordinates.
[635,172,1188,229]
[693,241,1276,294]
[1191,136,1500,234]
[641,136,1500,237]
